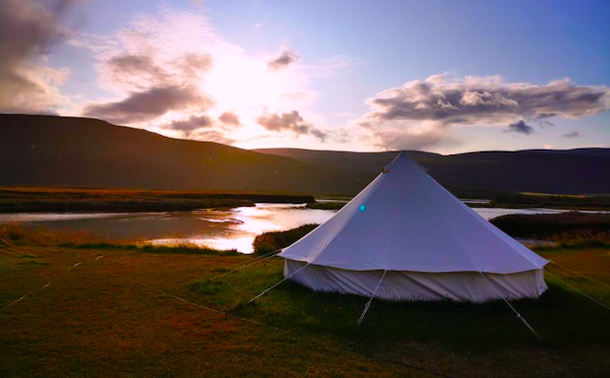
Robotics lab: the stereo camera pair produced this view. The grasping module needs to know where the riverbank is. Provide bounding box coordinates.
[0,187,315,213]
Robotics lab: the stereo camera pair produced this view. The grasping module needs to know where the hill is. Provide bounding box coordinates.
[255,148,610,195]
[2,114,608,196]
[0,114,373,195]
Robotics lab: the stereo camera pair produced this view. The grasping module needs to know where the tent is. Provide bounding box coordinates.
[278,152,548,302]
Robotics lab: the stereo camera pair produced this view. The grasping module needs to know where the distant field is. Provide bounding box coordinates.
[1,228,609,377]
[484,193,610,211]
[490,212,610,240]
[0,187,315,213]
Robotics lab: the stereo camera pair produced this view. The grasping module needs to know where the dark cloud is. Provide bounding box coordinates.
[84,51,214,124]
[219,111,240,126]
[367,77,609,126]
[564,131,583,138]
[83,85,212,125]
[360,74,610,150]
[505,120,534,135]
[106,54,170,89]
[0,0,77,112]
[179,53,212,76]
[267,49,300,70]
[256,110,327,141]
[104,53,212,91]
[168,115,213,132]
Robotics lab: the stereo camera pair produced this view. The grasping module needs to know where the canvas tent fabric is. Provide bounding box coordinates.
[278,152,549,302]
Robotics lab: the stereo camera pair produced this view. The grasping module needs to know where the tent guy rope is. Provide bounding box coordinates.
[206,250,279,282]
[544,269,610,312]
[549,259,610,290]
[479,272,541,340]
[248,262,311,304]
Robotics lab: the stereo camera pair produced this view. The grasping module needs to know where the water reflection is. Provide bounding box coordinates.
[0,204,335,254]
[155,204,334,253]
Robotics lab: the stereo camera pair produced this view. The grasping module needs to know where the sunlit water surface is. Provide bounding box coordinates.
[0,203,606,253]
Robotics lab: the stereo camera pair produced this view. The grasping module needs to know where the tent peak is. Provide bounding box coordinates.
[384,150,417,171]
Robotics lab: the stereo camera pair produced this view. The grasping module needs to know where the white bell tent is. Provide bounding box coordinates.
[278,152,549,303]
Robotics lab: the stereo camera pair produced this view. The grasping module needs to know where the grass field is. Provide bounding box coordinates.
[0,245,610,377]
[479,193,610,211]
[1,234,609,377]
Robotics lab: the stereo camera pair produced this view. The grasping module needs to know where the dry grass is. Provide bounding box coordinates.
[0,224,238,256]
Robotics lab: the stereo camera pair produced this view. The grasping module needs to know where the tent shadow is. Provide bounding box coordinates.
[234,278,610,350]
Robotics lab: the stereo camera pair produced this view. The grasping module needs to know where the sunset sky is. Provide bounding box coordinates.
[2,0,609,154]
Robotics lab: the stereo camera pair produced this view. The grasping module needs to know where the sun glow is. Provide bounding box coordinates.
[71,7,321,147]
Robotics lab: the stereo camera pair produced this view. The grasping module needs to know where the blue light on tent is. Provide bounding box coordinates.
[359,204,366,212]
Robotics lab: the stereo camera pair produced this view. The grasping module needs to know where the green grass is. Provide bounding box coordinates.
[1,241,610,377]
[187,257,610,348]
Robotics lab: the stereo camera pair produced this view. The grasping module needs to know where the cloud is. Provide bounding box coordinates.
[81,43,214,125]
[365,122,460,151]
[256,110,328,141]
[358,74,610,150]
[83,85,212,124]
[70,6,363,147]
[504,120,534,135]
[167,115,213,132]
[0,0,76,113]
[72,8,335,138]
[105,54,171,89]
[219,111,240,126]
[267,49,300,70]
[564,131,584,138]
[367,75,609,125]
[371,130,457,150]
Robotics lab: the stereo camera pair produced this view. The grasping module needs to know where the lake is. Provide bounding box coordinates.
[0,203,604,253]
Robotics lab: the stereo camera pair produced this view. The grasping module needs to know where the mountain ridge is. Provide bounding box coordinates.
[0,114,373,195]
[2,114,609,195]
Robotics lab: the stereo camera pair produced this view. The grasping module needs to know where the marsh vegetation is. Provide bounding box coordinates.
[0,187,314,213]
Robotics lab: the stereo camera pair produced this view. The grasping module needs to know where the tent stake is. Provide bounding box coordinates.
[357,270,387,325]
[479,272,541,340]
